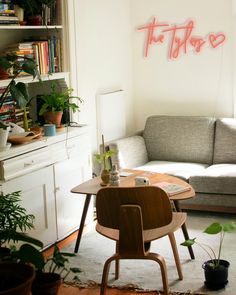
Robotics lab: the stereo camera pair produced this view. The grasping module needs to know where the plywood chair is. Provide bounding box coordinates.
[96,186,187,295]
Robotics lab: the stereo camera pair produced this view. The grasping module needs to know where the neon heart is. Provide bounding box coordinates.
[209,34,226,48]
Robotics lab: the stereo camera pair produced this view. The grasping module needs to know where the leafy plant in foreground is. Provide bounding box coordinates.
[181,221,236,269]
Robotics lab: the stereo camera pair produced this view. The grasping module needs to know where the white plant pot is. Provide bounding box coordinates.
[0,128,9,147]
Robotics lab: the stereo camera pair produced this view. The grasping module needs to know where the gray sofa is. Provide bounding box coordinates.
[107,116,236,213]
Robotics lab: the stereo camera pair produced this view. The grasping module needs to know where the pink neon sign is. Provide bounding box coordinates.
[137,17,226,60]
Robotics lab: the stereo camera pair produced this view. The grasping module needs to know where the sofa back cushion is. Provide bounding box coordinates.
[143,116,215,164]
[109,135,149,169]
[213,118,236,164]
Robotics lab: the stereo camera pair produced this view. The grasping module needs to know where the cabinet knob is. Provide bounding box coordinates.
[55,187,60,192]
[24,160,35,167]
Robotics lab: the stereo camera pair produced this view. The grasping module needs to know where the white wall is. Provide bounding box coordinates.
[131,0,234,130]
[72,0,134,151]
[71,0,234,147]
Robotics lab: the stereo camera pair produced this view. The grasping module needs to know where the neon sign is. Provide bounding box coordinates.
[137,17,226,60]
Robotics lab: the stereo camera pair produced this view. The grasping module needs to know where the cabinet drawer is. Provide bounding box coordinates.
[50,134,91,162]
[0,147,52,181]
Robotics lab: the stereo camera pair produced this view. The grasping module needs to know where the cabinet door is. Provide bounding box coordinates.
[1,166,57,247]
[54,136,93,240]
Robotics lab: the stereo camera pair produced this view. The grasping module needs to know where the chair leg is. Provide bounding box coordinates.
[100,255,118,295]
[168,232,183,280]
[148,253,169,295]
[115,242,119,279]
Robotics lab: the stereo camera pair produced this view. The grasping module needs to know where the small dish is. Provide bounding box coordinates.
[0,142,11,152]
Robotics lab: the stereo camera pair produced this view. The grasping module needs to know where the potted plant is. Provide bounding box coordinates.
[0,190,43,257]
[14,244,81,295]
[13,0,56,25]
[0,53,39,133]
[181,221,236,290]
[37,82,83,127]
[0,191,43,295]
[94,135,116,186]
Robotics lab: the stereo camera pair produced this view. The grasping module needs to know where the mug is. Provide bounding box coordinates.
[43,124,56,136]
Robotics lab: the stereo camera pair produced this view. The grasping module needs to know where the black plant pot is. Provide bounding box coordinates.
[31,272,61,295]
[202,259,230,290]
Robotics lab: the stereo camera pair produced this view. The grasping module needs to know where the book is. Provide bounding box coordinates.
[154,181,191,196]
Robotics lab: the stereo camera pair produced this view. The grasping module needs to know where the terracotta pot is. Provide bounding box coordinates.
[27,15,42,26]
[43,111,63,127]
[0,68,9,80]
[31,273,61,295]
[0,262,35,295]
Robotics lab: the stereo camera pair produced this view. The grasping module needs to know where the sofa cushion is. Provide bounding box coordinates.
[143,116,215,165]
[213,118,236,164]
[109,136,148,169]
[135,161,208,181]
[189,164,236,194]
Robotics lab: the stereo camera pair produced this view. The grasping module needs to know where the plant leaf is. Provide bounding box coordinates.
[13,244,45,270]
[180,238,196,247]
[222,222,236,233]
[22,59,38,78]
[203,222,222,234]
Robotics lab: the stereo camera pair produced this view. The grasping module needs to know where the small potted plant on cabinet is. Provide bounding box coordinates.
[181,221,236,290]
[37,82,83,127]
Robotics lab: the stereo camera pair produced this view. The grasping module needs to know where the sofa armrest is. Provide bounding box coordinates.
[108,135,148,169]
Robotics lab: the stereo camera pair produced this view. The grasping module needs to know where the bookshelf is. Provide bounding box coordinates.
[0,0,70,128]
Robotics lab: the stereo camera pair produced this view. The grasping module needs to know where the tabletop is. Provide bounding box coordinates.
[71,169,195,201]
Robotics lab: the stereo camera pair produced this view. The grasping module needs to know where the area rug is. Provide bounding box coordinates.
[62,211,236,295]
[61,283,207,295]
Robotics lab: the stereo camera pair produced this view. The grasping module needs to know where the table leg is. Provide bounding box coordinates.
[173,200,195,260]
[74,194,92,253]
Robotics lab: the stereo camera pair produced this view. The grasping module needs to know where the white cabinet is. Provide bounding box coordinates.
[1,165,57,247]
[0,127,93,248]
[53,134,93,240]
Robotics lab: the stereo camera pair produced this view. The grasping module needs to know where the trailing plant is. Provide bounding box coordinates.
[0,191,43,248]
[0,54,39,110]
[181,221,236,269]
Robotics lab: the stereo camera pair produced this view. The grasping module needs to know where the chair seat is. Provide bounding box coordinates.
[96,212,186,243]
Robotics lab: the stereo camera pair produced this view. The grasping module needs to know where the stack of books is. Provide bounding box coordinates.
[0,1,19,25]
[6,42,35,76]
[0,87,32,128]
[0,87,16,124]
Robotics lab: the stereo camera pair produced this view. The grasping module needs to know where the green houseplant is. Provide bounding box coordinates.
[0,191,43,254]
[181,221,236,290]
[94,135,116,186]
[14,244,81,295]
[13,0,56,25]
[37,82,83,127]
[0,53,39,135]
[0,191,43,294]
